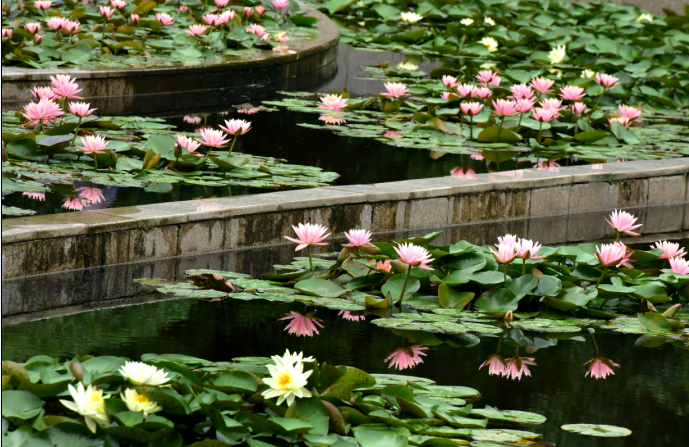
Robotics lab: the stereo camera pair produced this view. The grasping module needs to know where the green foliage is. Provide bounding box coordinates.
[0,354,551,446]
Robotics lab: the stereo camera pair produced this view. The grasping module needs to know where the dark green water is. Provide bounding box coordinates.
[3,296,687,447]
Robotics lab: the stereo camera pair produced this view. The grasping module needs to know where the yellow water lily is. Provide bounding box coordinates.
[581,69,596,78]
[480,37,499,52]
[119,361,170,386]
[484,17,495,26]
[59,382,109,433]
[122,389,162,416]
[396,60,418,71]
[548,45,566,64]
[636,13,653,22]
[262,351,313,406]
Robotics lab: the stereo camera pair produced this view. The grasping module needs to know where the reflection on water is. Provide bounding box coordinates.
[2,297,688,446]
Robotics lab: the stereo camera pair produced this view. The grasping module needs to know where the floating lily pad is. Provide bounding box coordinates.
[561,424,632,437]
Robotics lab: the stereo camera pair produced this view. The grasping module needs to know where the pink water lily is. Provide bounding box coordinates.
[440,92,455,101]
[318,94,347,111]
[491,242,517,264]
[450,166,476,179]
[77,135,108,154]
[256,6,265,15]
[595,73,619,88]
[531,107,557,123]
[514,238,545,260]
[186,25,208,37]
[502,357,536,380]
[570,102,587,115]
[273,32,289,43]
[25,22,42,34]
[68,102,96,118]
[585,357,620,379]
[394,242,433,270]
[342,229,372,247]
[202,14,221,26]
[667,257,689,275]
[34,0,52,10]
[559,85,586,101]
[1,28,11,40]
[272,0,289,9]
[491,99,518,117]
[111,0,126,9]
[246,23,267,36]
[50,74,83,100]
[22,98,64,127]
[473,87,493,99]
[338,310,365,322]
[456,84,475,97]
[376,260,392,272]
[155,12,174,26]
[385,345,428,370]
[476,69,499,86]
[595,243,631,267]
[654,241,686,260]
[23,192,46,201]
[530,77,555,94]
[221,10,236,22]
[176,135,202,155]
[535,159,560,169]
[220,119,251,135]
[540,98,562,111]
[606,209,642,236]
[510,84,534,100]
[100,6,115,18]
[179,5,189,13]
[63,20,81,34]
[215,0,229,7]
[280,311,323,337]
[244,7,254,17]
[285,223,330,251]
[441,75,459,89]
[130,13,140,24]
[460,102,484,116]
[497,234,518,248]
[383,131,402,137]
[617,104,642,121]
[62,196,84,211]
[195,128,230,148]
[515,98,535,114]
[77,186,105,204]
[381,82,409,98]
[31,86,56,100]
[46,17,66,30]
[480,355,506,376]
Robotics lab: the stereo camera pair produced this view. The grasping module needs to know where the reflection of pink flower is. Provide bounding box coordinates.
[318,94,347,111]
[183,116,202,125]
[654,241,686,260]
[394,242,433,270]
[376,260,392,272]
[343,229,372,247]
[606,210,641,236]
[285,223,330,251]
[450,166,476,179]
[319,115,346,125]
[480,355,506,375]
[667,257,689,275]
[23,192,46,201]
[50,74,83,100]
[77,186,104,204]
[585,357,620,379]
[385,345,428,370]
[338,310,365,322]
[62,196,84,211]
[502,357,536,380]
[535,159,560,169]
[471,154,484,161]
[238,108,261,114]
[381,82,409,98]
[383,131,402,137]
[530,77,555,94]
[280,311,323,337]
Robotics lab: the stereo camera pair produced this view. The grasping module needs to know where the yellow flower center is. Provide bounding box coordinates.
[277,372,293,388]
[135,395,149,404]
[91,394,102,403]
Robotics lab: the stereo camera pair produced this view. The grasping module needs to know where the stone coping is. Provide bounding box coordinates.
[569,0,688,15]
[3,158,689,245]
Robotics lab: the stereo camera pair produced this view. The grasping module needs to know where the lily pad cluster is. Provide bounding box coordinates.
[1,352,554,446]
[2,0,317,69]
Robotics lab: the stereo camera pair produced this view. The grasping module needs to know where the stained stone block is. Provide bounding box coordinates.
[178,220,225,256]
[569,183,610,212]
[454,190,529,223]
[407,198,452,229]
[566,212,609,243]
[370,202,403,232]
[647,176,686,206]
[528,216,568,245]
[644,205,684,234]
[530,186,570,217]
[610,179,648,208]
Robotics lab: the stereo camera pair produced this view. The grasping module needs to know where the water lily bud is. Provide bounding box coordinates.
[663,303,682,318]
[70,362,83,382]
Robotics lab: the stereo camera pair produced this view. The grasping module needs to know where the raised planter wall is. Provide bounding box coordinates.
[1,4,339,115]
[570,0,688,15]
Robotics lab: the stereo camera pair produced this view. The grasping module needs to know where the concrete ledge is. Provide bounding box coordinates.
[569,0,688,15]
[3,159,689,279]
[0,3,339,115]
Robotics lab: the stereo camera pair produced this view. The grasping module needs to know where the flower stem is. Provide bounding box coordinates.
[495,116,505,143]
[503,263,507,282]
[522,257,526,275]
[517,112,523,131]
[469,114,474,141]
[591,332,600,355]
[94,155,99,170]
[587,87,607,121]
[595,266,608,287]
[397,266,412,306]
[615,230,620,243]
[537,121,543,144]
[226,136,237,157]
[308,246,314,272]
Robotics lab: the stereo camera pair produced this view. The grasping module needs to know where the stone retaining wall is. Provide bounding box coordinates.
[3,159,689,281]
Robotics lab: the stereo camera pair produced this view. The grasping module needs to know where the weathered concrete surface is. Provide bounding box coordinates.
[1,4,339,115]
[571,0,688,15]
[3,159,689,281]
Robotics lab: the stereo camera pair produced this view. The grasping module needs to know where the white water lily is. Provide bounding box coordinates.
[119,361,170,386]
[272,349,315,369]
[122,389,162,416]
[460,18,473,26]
[396,60,418,71]
[581,69,596,78]
[400,11,422,24]
[262,354,313,406]
[59,383,109,433]
[636,13,653,22]
[484,17,495,26]
[480,37,498,52]
[548,45,566,64]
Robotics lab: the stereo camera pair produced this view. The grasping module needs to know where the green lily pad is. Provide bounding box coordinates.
[561,424,632,437]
